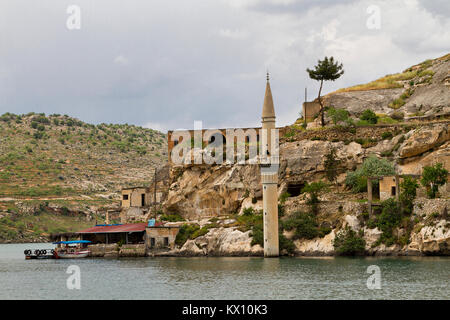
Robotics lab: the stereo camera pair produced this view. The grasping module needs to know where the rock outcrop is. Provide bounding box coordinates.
[408,220,450,255]
[398,124,450,158]
[176,227,263,256]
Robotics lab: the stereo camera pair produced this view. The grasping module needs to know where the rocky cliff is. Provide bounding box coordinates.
[160,54,450,256]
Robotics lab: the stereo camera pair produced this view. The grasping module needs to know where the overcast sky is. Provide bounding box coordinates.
[0,0,449,132]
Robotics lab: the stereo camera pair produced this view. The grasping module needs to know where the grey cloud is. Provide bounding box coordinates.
[247,0,359,14]
[0,0,448,132]
[418,0,450,17]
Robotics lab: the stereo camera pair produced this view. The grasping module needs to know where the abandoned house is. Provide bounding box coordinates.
[146,224,180,251]
[120,186,164,223]
[367,174,421,215]
[121,187,151,208]
[378,175,401,201]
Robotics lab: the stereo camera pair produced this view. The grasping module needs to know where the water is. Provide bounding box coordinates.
[0,243,449,299]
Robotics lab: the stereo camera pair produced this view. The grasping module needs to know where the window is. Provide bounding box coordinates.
[391,186,396,196]
[123,194,129,200]
[164,237,169,247]
[150,238,155,247]
[141,194,145,206]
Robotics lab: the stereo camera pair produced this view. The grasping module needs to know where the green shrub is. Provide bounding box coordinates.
[242,207,256,216]
[33,131,44,139]
[345,156,395,193]
[356,120,372,126]
[399,176,419,214]
[378,116,398,124]
[301,181,328,205]
[369,198,402,245]
[359,109,378,124]
[327,107,349,125]
[380,150,393,157]
[279,192,290,204]
[175,224,201,246]
[237,208,263,232]
[389,88,414,109]
[381,131,393,140]
[282,211,329,240]
[420,163,448,199]
[160,213,185,222]
[333,227,366,255]
[192,223,217,239]
[250,223,264,246]
[279,232,295,254]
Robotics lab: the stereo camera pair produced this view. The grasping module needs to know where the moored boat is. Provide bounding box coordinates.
[54,249,90,259]
[53,240,91,259]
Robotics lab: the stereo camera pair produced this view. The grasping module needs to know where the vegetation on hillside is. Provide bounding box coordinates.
[0,112,167,198]
[333,227,366,255]
[345,156,395,193]
[332,55,444,94]
[420,163,448,199]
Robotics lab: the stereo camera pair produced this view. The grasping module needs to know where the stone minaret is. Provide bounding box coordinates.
[261,73,279,257]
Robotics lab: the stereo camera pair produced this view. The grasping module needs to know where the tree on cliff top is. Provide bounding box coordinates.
[307,56,344,126]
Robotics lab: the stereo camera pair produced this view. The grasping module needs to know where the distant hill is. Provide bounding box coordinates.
[0,113,167,200]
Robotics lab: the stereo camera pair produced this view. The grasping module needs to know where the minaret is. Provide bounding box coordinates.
[261,73,279,257]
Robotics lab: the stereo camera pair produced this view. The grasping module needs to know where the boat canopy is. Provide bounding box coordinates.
[52,240,92,244]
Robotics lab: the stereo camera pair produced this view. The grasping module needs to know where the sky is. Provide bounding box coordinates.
[0,0,449,132]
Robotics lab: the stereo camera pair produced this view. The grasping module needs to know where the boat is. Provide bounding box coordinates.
[55,249,90,259]
[53,240,91,259]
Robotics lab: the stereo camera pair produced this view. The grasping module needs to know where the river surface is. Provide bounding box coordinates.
[0,243,449,299]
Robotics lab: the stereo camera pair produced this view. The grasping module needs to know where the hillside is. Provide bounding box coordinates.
[319,53,450,121]
[0,113,167,242]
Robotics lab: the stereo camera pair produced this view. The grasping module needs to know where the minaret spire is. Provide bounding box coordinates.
[262,73,275,119]
[260,73,279,257]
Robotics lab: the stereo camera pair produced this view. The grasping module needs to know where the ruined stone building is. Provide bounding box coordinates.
[302,101,321,121]
[120,165,170,223]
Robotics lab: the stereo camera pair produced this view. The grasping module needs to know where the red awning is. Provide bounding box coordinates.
[76,223,147,234]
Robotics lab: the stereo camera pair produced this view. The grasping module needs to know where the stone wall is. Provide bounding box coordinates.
[88,243,146,257]
[302,101,321,121]
[146,227,179,250]
[88,244,119,257]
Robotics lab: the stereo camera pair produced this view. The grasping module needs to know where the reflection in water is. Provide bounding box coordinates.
[0,243,449,300]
